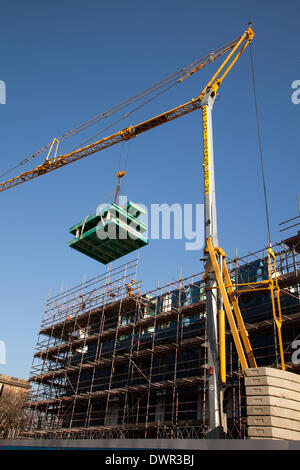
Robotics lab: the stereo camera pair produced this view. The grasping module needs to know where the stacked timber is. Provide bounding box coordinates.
[245,366,300,440]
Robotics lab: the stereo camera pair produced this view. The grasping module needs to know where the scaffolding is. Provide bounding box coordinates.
[21,233,300,439]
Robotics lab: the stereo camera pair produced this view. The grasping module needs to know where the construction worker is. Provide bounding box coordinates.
[126,279,135,297]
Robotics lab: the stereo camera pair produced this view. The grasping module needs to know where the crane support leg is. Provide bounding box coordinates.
[205,237,250,372]
[267,248,285,371]
[222,260,257,368]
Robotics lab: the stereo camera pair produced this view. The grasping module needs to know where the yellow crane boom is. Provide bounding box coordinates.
[0,24,254,193]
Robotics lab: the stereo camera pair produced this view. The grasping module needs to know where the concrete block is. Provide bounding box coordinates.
[244,367,300,385]
[245,375,300,393]
[246,395,300,411]
[247,405,300,422]
[245,385,300,403]
[248,426,300,440]
[247,416,300,432]
[248,437,282,440]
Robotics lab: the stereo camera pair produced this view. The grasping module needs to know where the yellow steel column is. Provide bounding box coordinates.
[219,309,226,384]
[268,249,285,371]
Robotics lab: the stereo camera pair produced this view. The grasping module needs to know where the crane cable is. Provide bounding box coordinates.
[0,37,241,180]
[115,137,132,204]
[65,37,240,151]
[70,76,182,151]
[249,42,272,247]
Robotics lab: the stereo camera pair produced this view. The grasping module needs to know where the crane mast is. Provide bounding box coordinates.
[202,91,222,436]
[199,24,254,436]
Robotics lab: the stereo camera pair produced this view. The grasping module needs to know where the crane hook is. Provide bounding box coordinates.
[114,170,126,204]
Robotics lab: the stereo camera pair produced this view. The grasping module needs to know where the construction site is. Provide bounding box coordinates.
[15,228,298,440]
[1,22,300,442]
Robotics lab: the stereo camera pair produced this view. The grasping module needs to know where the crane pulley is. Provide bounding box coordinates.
[114,170,126,204]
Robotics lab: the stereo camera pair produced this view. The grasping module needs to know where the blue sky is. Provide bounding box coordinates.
[0,0,299,379]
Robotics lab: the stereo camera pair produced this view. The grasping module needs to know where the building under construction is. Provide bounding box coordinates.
[21,231,300,439]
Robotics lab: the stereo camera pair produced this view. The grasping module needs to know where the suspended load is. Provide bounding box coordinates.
[69,201,148,264]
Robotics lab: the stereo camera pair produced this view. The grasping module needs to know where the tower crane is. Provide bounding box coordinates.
[1,24,262,437]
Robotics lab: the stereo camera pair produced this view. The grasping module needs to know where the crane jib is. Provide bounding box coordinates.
[0,24,254,193]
